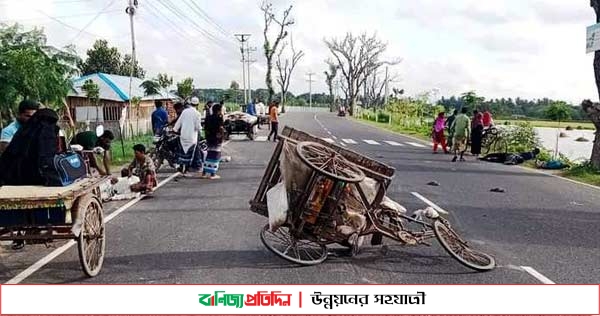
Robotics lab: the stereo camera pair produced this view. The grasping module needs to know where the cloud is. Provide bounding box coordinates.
[1,0,599,103]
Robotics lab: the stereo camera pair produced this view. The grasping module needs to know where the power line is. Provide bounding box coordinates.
[0,9,120,23]
[34,10,106,44]
[69,0,117,43]
[183,0,230,37]
[152,0,235,51]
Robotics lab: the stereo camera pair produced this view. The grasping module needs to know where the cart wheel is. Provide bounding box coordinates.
[296,141,365,183]
[260,224,327,265]
[433,220,495,272]
[76,195,105,277]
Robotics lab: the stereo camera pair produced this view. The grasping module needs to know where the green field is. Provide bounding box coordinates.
[110,134,154,167]
[501,120,595,130]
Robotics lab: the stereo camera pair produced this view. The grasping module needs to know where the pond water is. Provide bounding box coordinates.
[534,127,596,162]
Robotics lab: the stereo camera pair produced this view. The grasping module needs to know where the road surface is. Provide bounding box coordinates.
[1,112,599,284]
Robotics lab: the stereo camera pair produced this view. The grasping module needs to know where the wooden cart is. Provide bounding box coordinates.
[250,126,496,271]
[0,177,107,277]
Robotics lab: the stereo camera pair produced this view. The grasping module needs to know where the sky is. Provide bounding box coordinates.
[0,0,597,103]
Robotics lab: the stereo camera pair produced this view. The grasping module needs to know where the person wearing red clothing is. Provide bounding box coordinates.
[432,112,449,154]
[483,110,494,128]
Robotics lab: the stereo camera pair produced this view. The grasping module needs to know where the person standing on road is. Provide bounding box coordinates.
[267,101,279,142]
[445,109,458,149]
[173,99,202,172]
[432,112,449,154]
[202,103,225,179]
[470,109,484,157]
[246,99,257,116]
[483,110,494,128]
[450,107,470,162]
[151,100,168,136]
[0,100,40,155]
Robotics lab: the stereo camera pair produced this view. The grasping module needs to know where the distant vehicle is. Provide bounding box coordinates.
[337,106,346,117]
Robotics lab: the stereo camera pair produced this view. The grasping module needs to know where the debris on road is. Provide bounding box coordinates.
[490,187,506,193]
[427,181,440,186]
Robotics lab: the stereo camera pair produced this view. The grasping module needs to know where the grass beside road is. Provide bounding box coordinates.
[110,134,153,167]
[501,119,595,130]
[561,163,600,186]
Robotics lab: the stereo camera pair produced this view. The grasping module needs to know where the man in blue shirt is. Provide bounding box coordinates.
[151,100,168,135]
[246,99,257,116]
[0,100,40,155]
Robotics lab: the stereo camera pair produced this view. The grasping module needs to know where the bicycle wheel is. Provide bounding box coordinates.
[433,220,495,272]
[260,224,327,265]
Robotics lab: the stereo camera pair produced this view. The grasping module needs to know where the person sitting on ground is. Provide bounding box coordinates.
[127,144,157,193]
[70,130,114,176]
[480,148,540,165]
[0,100,40,155]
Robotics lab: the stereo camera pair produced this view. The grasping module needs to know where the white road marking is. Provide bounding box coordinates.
[332,136,337,140]
[384,141,404,146]
[411,192,556,285]
[410,192,449,215]
[322,138,335,143]
[363,140,380,145]
[340,142,347,147]
[521,266,556,284]
[342,139,357,144]
[4,172,180,285]
[255,136,268,142]
[407,141,427,148]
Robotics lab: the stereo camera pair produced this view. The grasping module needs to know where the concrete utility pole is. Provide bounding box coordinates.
[246,46,257,102]
[235,34,251,104]
[306,72,315,108]
[125,0,138,137]
[384,66,389,106]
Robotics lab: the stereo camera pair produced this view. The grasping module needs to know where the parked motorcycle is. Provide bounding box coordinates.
[148,126,207,173]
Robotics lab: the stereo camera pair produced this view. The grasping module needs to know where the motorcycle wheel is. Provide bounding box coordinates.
[149,148,163,171]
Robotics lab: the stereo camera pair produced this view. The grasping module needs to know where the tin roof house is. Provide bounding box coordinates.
[67,73,179,137]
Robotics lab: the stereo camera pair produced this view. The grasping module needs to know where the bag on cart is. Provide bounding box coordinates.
[41,152,87,186]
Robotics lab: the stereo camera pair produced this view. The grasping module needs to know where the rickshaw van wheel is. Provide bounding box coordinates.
[76,194,105,277]
[260,224,327,265]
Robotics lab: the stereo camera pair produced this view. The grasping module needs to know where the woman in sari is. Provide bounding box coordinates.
[202,103,225,179]
[432,112,448,154]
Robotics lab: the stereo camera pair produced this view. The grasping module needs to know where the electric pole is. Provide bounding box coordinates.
[246,46,257,103]
[384,66,389,106]
[125,0,138,137]
[306,72,315,108]
[235,34,251,104]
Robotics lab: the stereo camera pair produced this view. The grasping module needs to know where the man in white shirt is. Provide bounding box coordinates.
[173,100,202,171]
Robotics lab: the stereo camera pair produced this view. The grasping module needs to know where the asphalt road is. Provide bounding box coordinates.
[1,112,599,284]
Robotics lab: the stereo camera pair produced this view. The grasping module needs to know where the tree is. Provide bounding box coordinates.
[140,79,161,97]
[120,54,145,78]
[545,101,571,122]
[229,80,240,104]
[261,1,295,104]
[276,36,304,113]
[585,0,600,168]
[78,39,122,75]
[461,91,484,110]
[0,23,79,125]
[157,73,173,97]
[78,39,145,77]
[324,60,339,112]
[176,77,194,100]
[325,33,389,116]
[81,79,100,123]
